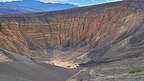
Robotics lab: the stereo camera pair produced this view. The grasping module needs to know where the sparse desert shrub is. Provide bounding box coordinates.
[129,68,143,74]
[0,23,2,31]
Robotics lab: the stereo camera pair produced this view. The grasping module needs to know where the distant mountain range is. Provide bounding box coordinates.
[0,0,77,15]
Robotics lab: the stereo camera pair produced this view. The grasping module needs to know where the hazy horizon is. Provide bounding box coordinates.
[0,0,122,6]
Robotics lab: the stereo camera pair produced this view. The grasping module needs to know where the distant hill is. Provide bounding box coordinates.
[0,0,77,15]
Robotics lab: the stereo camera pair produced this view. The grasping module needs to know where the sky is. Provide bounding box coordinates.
[0,0,122,6]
